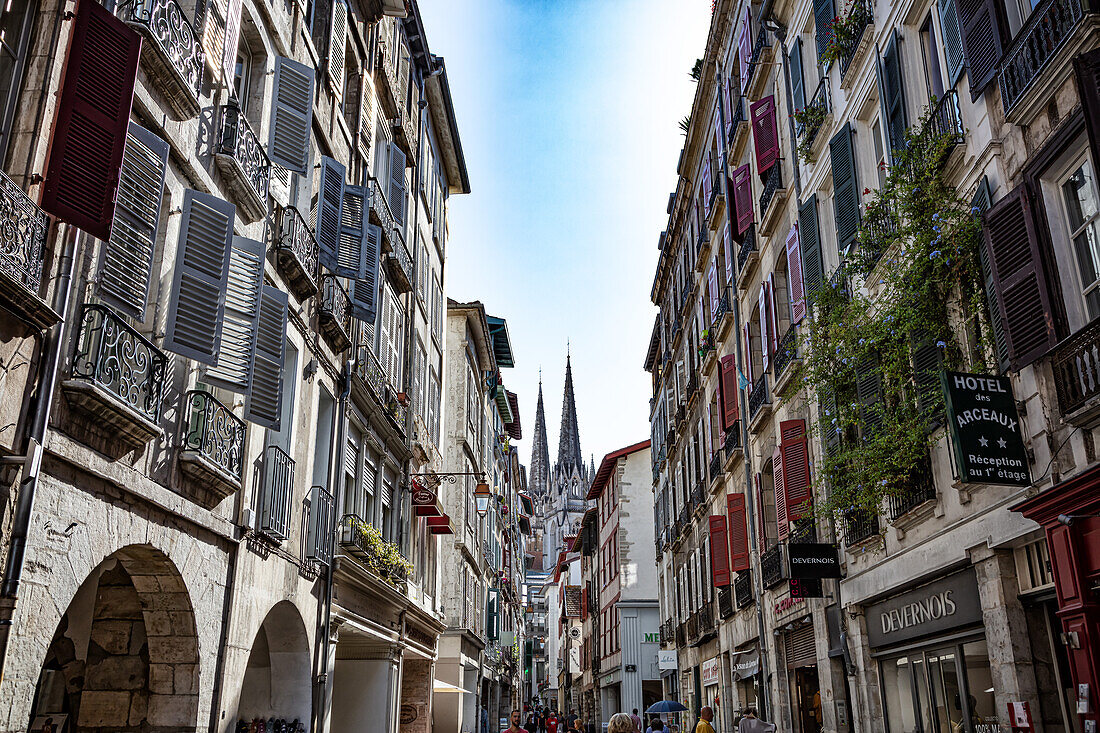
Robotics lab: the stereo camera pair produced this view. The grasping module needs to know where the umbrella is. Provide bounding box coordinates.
[645,701,688,714]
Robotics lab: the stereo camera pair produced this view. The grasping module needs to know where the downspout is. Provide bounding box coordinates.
[208,511,238,733]
[714,69,773,721]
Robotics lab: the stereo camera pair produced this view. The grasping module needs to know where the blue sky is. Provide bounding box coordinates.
[420,1,712,468]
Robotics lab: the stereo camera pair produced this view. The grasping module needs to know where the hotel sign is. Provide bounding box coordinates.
[865,567,982,647]
[943,372,1030,486]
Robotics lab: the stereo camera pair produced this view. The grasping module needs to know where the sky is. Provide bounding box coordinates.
[419,1,713,469]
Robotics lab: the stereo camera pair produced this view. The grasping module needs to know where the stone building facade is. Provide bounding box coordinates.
[647,0,1100,731]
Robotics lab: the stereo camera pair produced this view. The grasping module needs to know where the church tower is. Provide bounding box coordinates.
[529,379,551,501]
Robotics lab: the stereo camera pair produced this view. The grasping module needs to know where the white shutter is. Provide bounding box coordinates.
[349,223,381,321]
[204,236,264,393]
[201,0,227,83]
[245,284,288,429]
[316,156,345,272]
[269,56,315,176]
[269,164,291,208]
[327,1,347,99]
[98,123,168,321]
[337,184,368,278]
[388,144,407,227]
[359,72,375,157]
[345,430,360,477]
[164,190,236,365]
[221,0,242,93]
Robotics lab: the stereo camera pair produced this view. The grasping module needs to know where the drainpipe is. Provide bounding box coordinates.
[714,69,773,721]
[0,223,79,666]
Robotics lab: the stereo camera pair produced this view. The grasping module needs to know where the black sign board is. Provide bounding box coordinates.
[942,371,1030,486]
[788,543,842,579]
[789,577,823,599]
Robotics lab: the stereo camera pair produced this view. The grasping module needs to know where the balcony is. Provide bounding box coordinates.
[305,485,335,565]
[758,163,787,236]
[734,571,754,609]
[695,604,716,642]
[709,450,724,485]
[838,0,875,86]
[121,0,203,119]
[368,178,396,241]
[999,0,1089,117]
[179,390,244,503]
[773,325,800,393]
[717,586,734,619]
[686,613,698,640]
[857,201,900,271]
[678,506,690,535]
[318,275,353,352]
[214,102,270,223]
[384,227,413,295]
[691,481,706,513]
[258,445,294,541]
[374,32,401,118]
[675,401,686,427]
[274,206,319,299]
[352,343,408,441]
[746,28,773,100]
[748,373,771,432]
[711,286,732,337]
[921,90,966,166]
[727,94,750,156]
[887,473,937,521]
[736,225,758,288]
[391,107,417,162]
[795,78,831,163]
[707,172,725,229]
[0,170,56,328]
[63,303,167,447]
[675,622,687,647]
[1052,317,1100,423]
[687,370,700,402]
[340,514,410,589]
[761,544,784,589]
[695,227,711,272]
[844,508,880,547]
[723,425,743,465]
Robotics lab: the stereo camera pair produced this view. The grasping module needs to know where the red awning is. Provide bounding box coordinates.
[427,515,455,534]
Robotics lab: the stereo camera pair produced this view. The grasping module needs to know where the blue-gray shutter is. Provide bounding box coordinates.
[855,353,883,439]
[327,0,347,100]
[882,31,908,154]
[389,144,407,228]
[814,0,836,63]
[790,39,805,113]
[163,191,236,365]
[830,123,860,255]
[245,284,288,430]
[316,156,345,272]
[799,194,824,303]
[938,0,965,87]
[98,123,169,321]
[349,223,382,322]
[269,56,315,176]
[204,236,264,393]
[338,184,369,279]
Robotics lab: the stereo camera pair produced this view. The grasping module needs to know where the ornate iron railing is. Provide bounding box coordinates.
[354,339,388,404]
[340,513,409,586]
[0,169,47,298]
[711,287,731,332]
[858,201,900,268]
[709,450,724,483]
[734,571,754,609]
[305,485,335,565]
[748,28,771,88]
[845,508,880,545]
[678,506,691,534]
[724,424,742,454]
[774,325,798,377]
[71,304,167,422]
[737,224,757,272]
[838,0,873,76]
[759,163,782,217]
[216,102,270,206]
[319,275,352,351]
[727,94,747,137]
[887,473,937,520]
[999,0,1086,114]
[387,225,414,290]
[686,612,698,640]
[1053,317,1100,415]
[761,543,784,588]
[748,374,770,421]
[275,206,319,293]
[790,520,816,544]
[121,0,203,112]
[717,586,734,618]
[691,481,705,510]
[795,77,830,140]
[924,89,965,150]
[687,370,699,399]
[696,603,715,638]
[182,390,244,478]
[369,177,396,234]
[259,445,294,540]
[675,622,687,647]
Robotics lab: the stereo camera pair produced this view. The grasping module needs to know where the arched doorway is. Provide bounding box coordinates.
[236,601,311,731]
[29,544,200,731]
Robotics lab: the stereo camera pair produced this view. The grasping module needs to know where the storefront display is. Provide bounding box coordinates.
[782,619,822,733]
[732,647,760,714]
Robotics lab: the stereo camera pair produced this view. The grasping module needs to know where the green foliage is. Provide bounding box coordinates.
[349,517,412,586]
[821,1,869,68]
[794,104,828,162]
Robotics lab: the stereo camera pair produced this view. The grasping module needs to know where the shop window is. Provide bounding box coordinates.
[880,640,998,733]
[1016,537,1055,592]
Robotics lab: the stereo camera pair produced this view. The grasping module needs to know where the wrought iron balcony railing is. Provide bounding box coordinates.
[1053,317,1100,417]
[999,0,1087,114]
[675,622,687,647]
[773,325,798,378]
[181,389,244,480]
[385,226,414,295]
[709,450,724,483]
[696,603,716,639]
[214,102,270,222]
[691,481,705,510]
[923,89,965,154]
[734,571,754,609]
[748,28,771,89]
[858,201,900,269]
[838,0,873,76]
[887,472,937,520]
[352,341,408,439]
[340,513,410,588]
[790,520,816,544]
[717,586,734,619]
[686,612,698,640]
[727,94,747,139]
[69,303,167,431]
[259,445,294,541]
[761,543,784,588]
[759,163,783,218]
[369,177,396,238]
[275,206,319,298]
[724,424,742,454]
[121,0,203,119]
[305,485,335,565]
[737,224,757,273]
[0,169,53,327]
[795,77,830,140]
[844,508,880,545]
[687,370,699,399]
[678,506,691,534]
[711,287,731,332]
[748,373,770,421]
[318,275,352,352]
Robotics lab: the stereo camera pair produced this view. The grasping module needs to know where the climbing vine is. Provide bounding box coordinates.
[791,103,990,531]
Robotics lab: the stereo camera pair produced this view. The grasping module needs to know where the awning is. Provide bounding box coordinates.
[519,493,534,516]
[432,679,472,694]
[732,649,760,680]
[427,515,455,534]
[518,515,531,535]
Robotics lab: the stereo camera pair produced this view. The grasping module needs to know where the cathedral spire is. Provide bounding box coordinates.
[529,378,550,498]
[557,352,583,472]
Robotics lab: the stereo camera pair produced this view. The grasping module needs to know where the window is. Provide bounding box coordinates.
[1061,158,1100,321]
[233,45,252,109]
[920,16,945,101]
[872,119,887,190]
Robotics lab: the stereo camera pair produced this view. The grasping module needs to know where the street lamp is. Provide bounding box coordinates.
[475,483,492,516]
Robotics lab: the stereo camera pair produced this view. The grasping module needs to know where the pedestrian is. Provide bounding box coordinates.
[608,713,635,733]
[694,707,716,733]
[547,711,559,733]
[645,718,665,733]
[567,709,579,729]
[630,709,643,733]
[736,708,774,733]
[526,712,536,732]
[504,710,530,733]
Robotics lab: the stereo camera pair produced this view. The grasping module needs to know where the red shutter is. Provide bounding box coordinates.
[719,354,739,429]
[780,419,812,523]
[759,284,770,372]
[1075,49,1100,195]
[709,515,731,587]
[786,223,806,323]
[733,164,754,234]
[41,0,141,240]
[727,493,750,572]
[738,7,751,95]
[773,447,788,541]
[750,96,779,175]
[723,222,734,284]
[754,472,767,546]
[982,185,1058,369]
[767,274,780,353]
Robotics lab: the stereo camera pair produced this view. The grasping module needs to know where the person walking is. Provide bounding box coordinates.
[694,707,716,733]
[736,708,775,733]
[645,718,665,733]
[608,713,635,733]
[504,710,530,733]
[630,709,643,733]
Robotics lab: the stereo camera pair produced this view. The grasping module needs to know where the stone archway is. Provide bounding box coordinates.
[28,544,200,732]
[236,600,311,730]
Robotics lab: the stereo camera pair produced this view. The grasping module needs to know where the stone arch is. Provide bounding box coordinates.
[236,600,311,729]
[28,544,200,732]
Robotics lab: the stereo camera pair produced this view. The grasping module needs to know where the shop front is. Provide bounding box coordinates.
[701,655,721,719]
[779,618,821,733]
[866,567,999,733]
[731,645,760,715]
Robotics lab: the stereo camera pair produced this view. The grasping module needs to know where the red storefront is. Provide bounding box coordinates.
[1013,464,1100,730]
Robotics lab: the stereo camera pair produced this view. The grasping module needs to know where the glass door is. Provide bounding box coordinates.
[880,637,992,733]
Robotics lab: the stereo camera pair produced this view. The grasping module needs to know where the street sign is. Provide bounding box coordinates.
[942,371,1030,486]
[788,543,842,579]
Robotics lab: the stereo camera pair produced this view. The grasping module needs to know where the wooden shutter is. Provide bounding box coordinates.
[767,274,780,354]
[163,191,236,365]
[982,185,1058,368]
[785,623,817,667]
[708,515,731,587]
[222,0,242,93]
[727,493,750,572]
[1076,49,1100,179]
[751,96,779,175]
[958,0,1004,99]
[814,0,836,62]
[201,0,227,83]
[723,222,734,284]
[348,223,381,321]
[245,284,288,430]
[98,123,169,321]
[790,39,805,112]
[938,0,965,87]
[714,102,724,157]
[708,264,720,322]
[719,354,739,429]
[738,7,751,95]
[205,236,264,393]
[799,195,824,303]
[759,284,770,373]
[780,419,812,523]
[786,223,806,323]
[972,177,1009,370]
[830,124,860,253]
[733,164,754,234]
[328,1,347,100]
[743,323,754,384]
[702,158,712,218]
[773,447,787,541]
[338,184,369,279]
[269,56,315,176]
[316,156,345,272]
[41,0,140,240]
[855,354,884,439]
[910,334,946,421]
[882,31,908,154]
[389,144,407,228]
